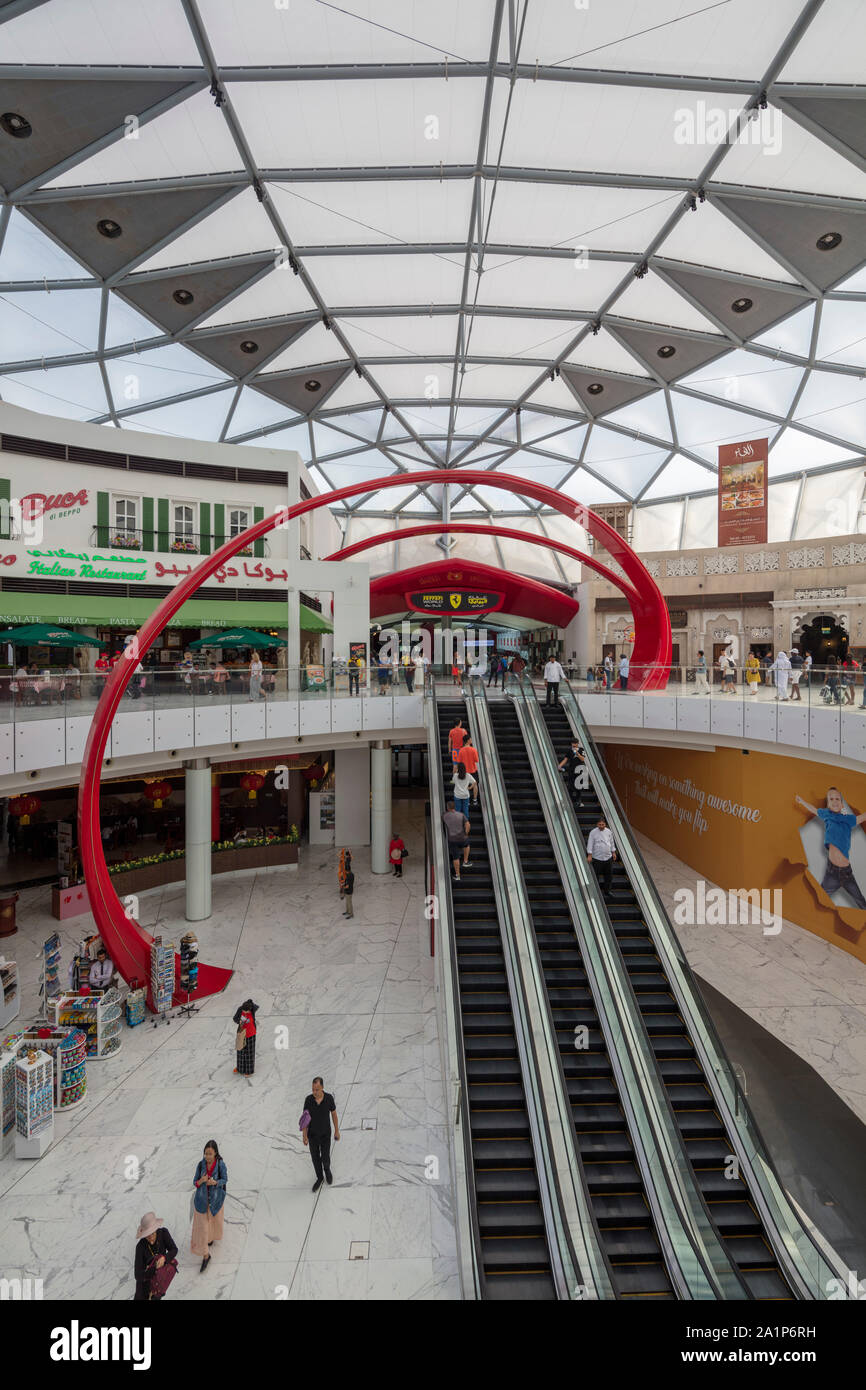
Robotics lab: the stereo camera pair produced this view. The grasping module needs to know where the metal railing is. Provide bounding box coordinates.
[462,676,600,1300]
[89,527,270,556]
[508,672,748,1300]
[557,676,853,1300]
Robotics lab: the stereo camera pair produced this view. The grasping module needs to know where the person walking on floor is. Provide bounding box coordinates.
[233,998,258,1075]
[443,800,472,880]
[587,816,617,899]
[770,649,791,701]
[789,647,803,701]
[543,655,565,705]
[487,653,500,688]
[342,862,355,918]
[302,1077,340,1191]
[248,649,263,701]
[694,650,710,695]
[745,651,761,697]
[618,653,630,691]
[134,1212,178,1301]
[191,1140,227,1274]
[389,831,407,876]
[338,847,352,901]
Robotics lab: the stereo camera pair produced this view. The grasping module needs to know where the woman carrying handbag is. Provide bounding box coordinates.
[191,1139,228,1274]
[134,1212,178,1300]
[233,998,258,1075]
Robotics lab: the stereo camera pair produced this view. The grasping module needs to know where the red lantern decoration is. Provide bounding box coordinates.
[10,793,40,825]
[240,772,266,802]
[144,779,172,810]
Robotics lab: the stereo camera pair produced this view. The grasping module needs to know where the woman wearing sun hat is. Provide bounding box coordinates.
[134,1212,178,1301]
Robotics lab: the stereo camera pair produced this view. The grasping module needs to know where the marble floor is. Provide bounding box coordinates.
[636,832,866,1127]
[0,799,460,1301]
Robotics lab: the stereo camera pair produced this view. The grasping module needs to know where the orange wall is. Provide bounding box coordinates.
[602,743,866,964]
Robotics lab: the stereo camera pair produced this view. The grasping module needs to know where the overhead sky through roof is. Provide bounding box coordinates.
[0,0,864,548]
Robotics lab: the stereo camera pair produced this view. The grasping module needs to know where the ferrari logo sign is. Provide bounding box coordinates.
[407,590,504,616]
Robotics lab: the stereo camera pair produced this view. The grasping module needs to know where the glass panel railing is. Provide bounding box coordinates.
[558,678,850,1300]
[422,681,483,1300]
[464,676,612,1302]
[508,672,747,1300]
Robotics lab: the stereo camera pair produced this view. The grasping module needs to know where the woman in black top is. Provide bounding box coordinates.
[233,998,259,1076]
[134,1212,178,1301]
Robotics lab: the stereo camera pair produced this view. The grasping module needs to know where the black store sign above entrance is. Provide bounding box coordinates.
[667,608,688,629]
[407,590,505,616]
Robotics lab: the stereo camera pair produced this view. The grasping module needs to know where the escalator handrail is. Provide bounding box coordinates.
[558,678,851,1300]
[463,677,603,1300]
[424,682,484,1299]
[509,674,750,1301]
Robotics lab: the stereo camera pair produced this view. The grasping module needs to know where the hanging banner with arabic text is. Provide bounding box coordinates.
[718,437,768,547]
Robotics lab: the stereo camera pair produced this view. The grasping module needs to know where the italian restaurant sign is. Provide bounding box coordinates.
[19,547,292,587]
[407,590,504,616]
[717,438,768,548]
[21,491,89,521]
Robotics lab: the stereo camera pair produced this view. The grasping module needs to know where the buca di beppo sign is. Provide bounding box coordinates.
[21,490,89,520]
[407,590,504,615]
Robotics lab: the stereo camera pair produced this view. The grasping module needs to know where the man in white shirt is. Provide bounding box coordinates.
[586,816,617,897]
[89,947,114,991]
[618,654,630,691]
[543,656,565,706]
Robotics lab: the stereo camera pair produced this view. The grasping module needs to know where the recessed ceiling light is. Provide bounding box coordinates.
[586,382,604,395]
[657,344,676,359]
[97,219,122,239]
[240,340,259,354]
[731,297,753,314]
[173,289,194,306]
[816,231,842,251]
[305,379,322,392]
[1,112,31,139]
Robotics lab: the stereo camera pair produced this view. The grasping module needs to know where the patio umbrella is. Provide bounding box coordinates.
[0,623,101,647]
[189,628,286,649]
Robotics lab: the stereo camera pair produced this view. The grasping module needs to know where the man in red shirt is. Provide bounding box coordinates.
[457,733,479,779]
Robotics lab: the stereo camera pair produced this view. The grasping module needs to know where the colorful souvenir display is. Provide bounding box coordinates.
[16,1026,87,1111]
[125,988,146,1028]
[0,957,19,1029]
[55,988,122,1060]
[150,938,175,1020]
[15,1048,53,1139]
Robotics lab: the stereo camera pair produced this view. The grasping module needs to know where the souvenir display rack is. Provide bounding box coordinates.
[0,956,19,1029]
[15,1049,53,1146]
[1,1038,17,1156]
[150,937,174,1025]
[126,987,146,1027]
[54,988,122,1060]
[38,933,62,1018]
[16,1026,87,1111]
[178,933,200,1018]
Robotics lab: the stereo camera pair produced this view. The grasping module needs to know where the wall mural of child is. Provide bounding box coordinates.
[795,787,866,912]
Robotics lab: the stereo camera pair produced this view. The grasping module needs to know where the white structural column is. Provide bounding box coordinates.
[335,746,371,846]
[370,740,392,874]
[184,758,212,921]
[566,581,594,667]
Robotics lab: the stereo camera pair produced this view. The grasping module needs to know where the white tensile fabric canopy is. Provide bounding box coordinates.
[1,0,865,580]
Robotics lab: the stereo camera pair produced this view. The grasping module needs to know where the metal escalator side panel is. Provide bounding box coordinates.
[462,678,607,1300]
[556,681,849,1300]
[424,687,484,1298]
[508,674,751,1300]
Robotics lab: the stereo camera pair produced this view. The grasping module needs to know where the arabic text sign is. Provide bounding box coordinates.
[23,548,291,587]
[717,437,768,548]
[406,590,504,616]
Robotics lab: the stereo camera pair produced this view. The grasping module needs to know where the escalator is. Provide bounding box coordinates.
[486,699,675,1298]
[540,698,792,1300]
[435,700,556,1299]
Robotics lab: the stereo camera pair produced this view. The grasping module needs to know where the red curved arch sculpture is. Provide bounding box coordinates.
[323,522,642,608]
[79,469,670,1002]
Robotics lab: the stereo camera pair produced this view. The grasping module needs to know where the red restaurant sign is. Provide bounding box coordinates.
[21,491,89,520]
[717,439,768,548]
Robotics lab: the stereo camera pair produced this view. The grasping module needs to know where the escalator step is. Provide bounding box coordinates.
[482,1236,553,1272]
[474,1169,540,1199]
[477,1202,547,1234]
[484,1271,557,1300]
[593,1193,652,1224]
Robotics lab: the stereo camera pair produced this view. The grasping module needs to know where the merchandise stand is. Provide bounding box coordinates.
[37,933,62,1021]
[150,938,174,1026]
[177,933,200,1019]
[1,1039,18,1157]
[54,988,122,1059]
[16,1026,87,1111]
[15,1048,54,1159]
[0,956,19,1029]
